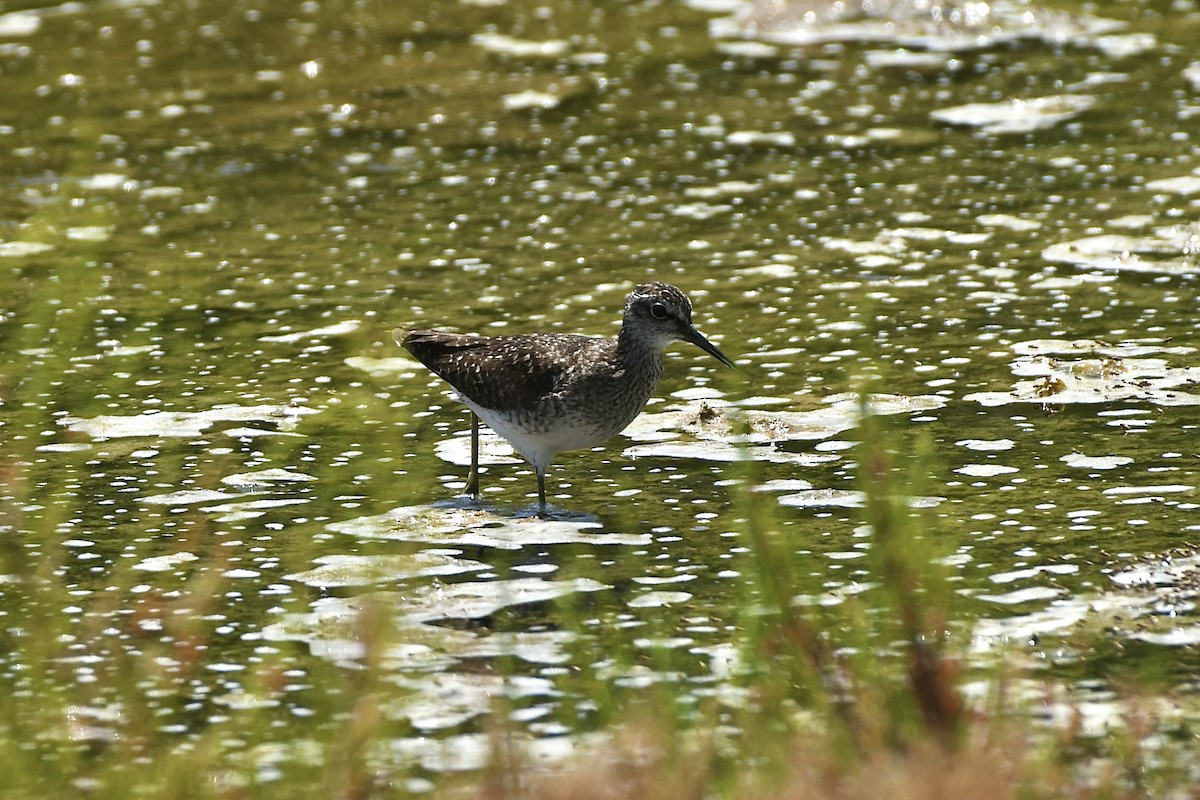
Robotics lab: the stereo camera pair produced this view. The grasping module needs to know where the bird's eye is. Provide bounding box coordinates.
[650,302,668,320]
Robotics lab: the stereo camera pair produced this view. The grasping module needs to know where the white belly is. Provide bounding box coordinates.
[459,397,614,476]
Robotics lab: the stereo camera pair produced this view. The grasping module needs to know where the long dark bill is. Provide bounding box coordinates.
[684,326,735,368]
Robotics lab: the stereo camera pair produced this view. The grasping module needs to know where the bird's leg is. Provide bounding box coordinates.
[465,412,481,501]
[536,470,547,516]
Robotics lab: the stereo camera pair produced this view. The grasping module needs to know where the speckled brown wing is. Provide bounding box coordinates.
[401,329,595,411]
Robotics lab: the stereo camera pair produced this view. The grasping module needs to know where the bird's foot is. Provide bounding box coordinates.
[464,468,481,503]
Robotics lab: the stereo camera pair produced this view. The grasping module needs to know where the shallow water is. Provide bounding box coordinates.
[3,0,1200,775]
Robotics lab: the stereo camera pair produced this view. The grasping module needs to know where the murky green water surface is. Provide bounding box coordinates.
[3,0,1200,775]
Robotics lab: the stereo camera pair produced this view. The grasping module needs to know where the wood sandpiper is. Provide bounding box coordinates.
[397,281,734,513]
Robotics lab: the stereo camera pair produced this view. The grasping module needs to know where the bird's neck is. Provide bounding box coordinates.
[615,324,666,379]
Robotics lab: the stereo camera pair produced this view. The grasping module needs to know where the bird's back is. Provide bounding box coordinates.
[400,329,613,412]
